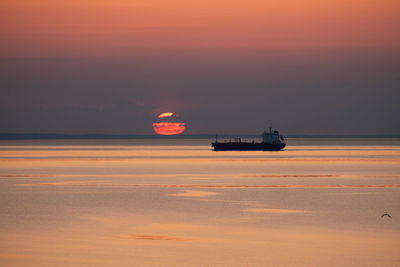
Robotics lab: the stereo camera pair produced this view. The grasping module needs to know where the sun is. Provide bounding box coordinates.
[153,112,185,135]
[153,122,185,135]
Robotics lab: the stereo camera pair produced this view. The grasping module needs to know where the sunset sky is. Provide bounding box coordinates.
[1,0,399,134]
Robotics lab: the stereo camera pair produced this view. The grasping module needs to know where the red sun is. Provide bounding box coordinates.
[153,112,185,135]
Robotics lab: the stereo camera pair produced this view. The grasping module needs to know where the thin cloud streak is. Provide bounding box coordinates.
[242,208,306,214]
[119,234,194,241]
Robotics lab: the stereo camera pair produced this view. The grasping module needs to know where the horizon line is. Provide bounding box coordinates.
[0,133,400,140]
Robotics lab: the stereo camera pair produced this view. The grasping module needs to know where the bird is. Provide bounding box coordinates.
[381,213,392,218]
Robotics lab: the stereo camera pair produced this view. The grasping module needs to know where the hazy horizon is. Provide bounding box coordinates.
[1,132,400,139]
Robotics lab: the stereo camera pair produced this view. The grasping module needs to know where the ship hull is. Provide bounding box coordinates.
[212,142,285,151]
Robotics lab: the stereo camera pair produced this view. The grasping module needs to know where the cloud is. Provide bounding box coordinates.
[242,208,306,214]
[118,234,193,241]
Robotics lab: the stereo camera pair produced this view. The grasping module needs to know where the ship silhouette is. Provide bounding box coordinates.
[212,125,286,151]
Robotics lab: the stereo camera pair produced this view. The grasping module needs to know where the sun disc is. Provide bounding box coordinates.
[153,122,185,135]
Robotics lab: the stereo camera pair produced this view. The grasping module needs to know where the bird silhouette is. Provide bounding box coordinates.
[381,213,391,218]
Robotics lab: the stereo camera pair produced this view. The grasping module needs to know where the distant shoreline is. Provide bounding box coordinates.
[1,133,399,140]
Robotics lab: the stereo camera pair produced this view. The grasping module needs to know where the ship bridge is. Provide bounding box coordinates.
[261,125,283,144]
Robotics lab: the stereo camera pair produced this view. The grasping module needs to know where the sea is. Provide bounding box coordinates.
[0,137,399,266]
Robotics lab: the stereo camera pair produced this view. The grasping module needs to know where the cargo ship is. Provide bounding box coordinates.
[212,126,286,151]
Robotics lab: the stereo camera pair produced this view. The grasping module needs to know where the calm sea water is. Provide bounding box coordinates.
[0,138,399,266]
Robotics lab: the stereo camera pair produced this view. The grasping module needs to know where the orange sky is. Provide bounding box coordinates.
[1,0,399,58]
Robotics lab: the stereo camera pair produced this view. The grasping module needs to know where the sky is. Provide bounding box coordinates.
[0,0,399,135]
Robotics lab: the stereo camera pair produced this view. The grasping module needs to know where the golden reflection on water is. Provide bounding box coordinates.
[18,182,400,188]
[1,141,400,266]
[169,190,219,197]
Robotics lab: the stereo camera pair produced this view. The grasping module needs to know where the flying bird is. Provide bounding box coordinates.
[381,213,391,218]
